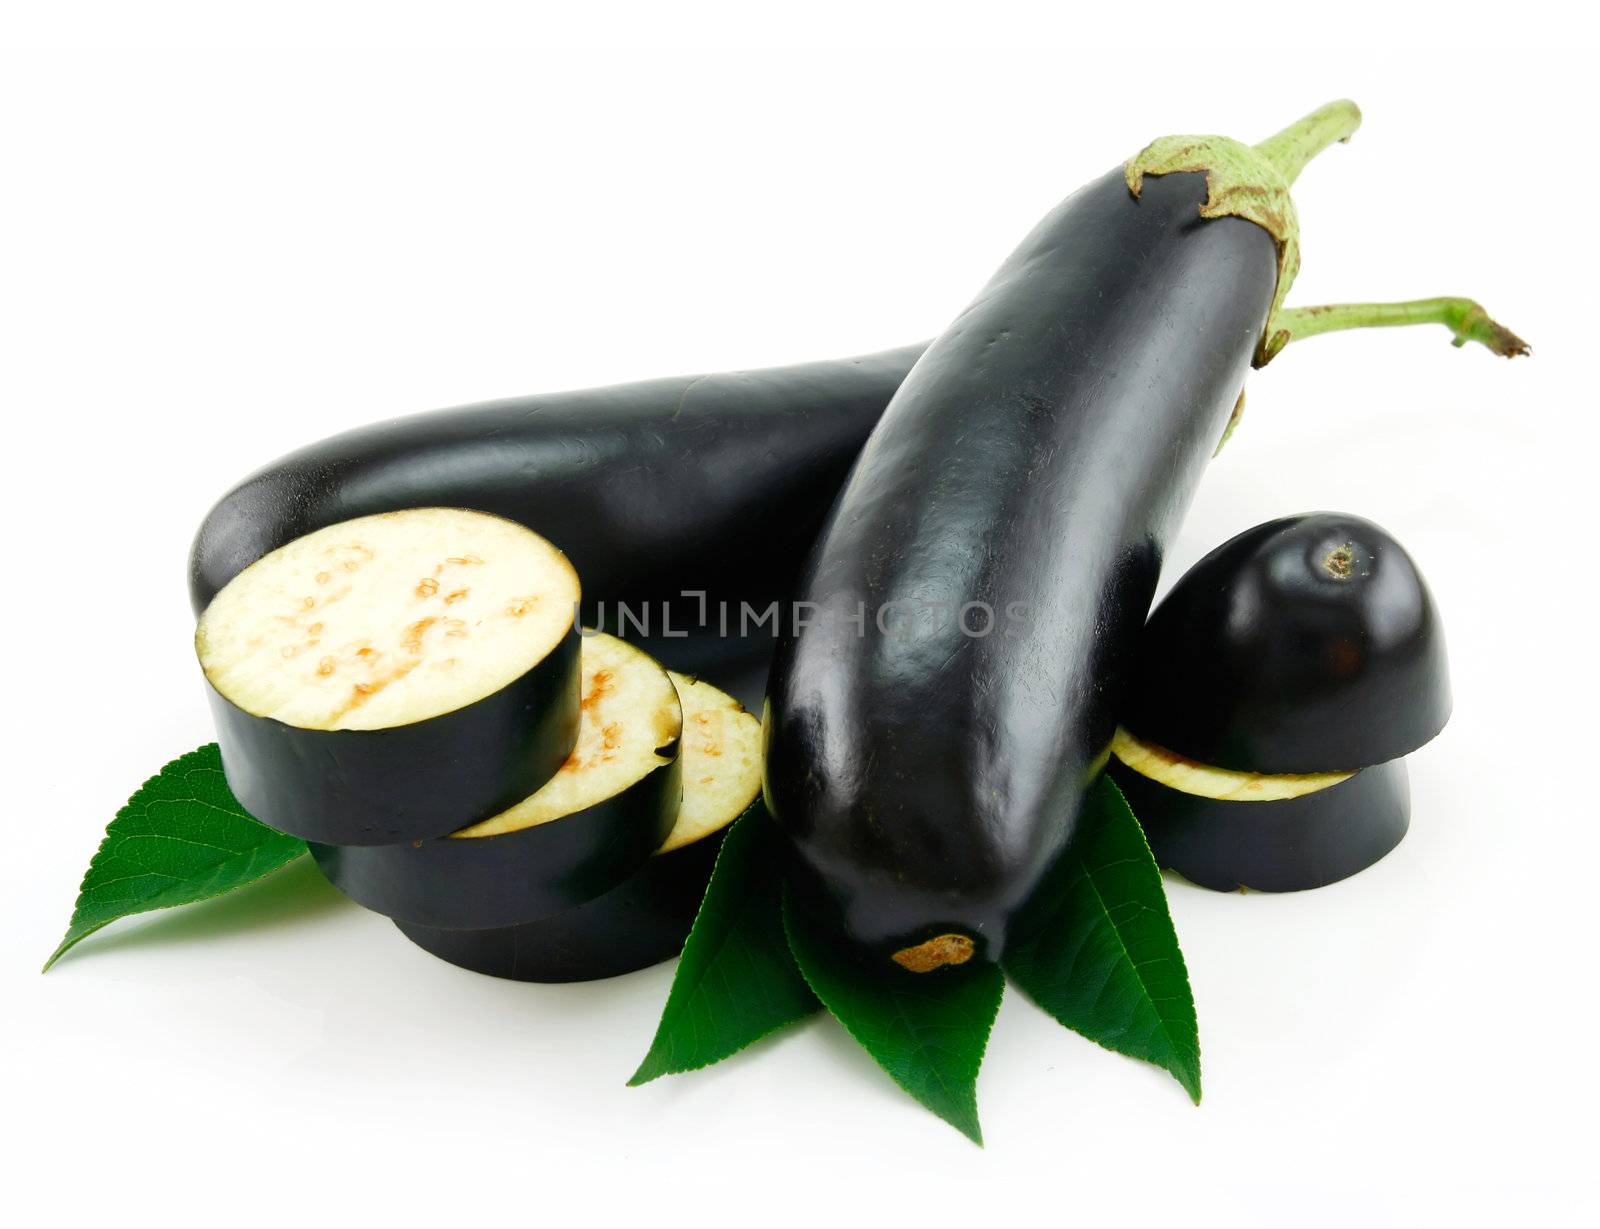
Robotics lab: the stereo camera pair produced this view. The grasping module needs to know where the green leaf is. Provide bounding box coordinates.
[1002,774,1202,1102]
[628,808,820,1085]
[783,889,1003,1145]
[44,744,308,971]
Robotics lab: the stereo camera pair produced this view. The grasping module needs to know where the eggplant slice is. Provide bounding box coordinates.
[395,671,763,982]
[311,632,683,929]
[197,507,581,844]
[1110,728,1410,892]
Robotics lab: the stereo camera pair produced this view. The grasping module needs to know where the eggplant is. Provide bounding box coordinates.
[1124,512,1449,773]
[189,346,925,686]
[764,101,1523,968]
[1109,730,1410,892]
[394,830,723,982]
[310,632,682,928]
[197,507,581,845]
[396,672,763,982]
[764,140,1277,966]
[1110,513,1448,889]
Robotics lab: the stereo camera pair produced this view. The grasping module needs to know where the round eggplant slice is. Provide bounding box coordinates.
[311,633,682,928]
[1109,728,1410,892]
[1125,512,1449,774]
[395,671,763,981]
[197,507,581,845]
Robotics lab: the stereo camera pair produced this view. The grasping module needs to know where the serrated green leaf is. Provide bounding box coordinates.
[1002,774,1201,1102]
[783,888,1003,1145]
[628,808,820,1085]
[44,744,308,971]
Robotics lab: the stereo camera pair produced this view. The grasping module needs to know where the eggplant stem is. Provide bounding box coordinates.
[1252,100,1362,186]
[1265,298,1531,361]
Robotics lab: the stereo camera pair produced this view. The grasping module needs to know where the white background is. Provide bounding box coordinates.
[3,6,1593,1226]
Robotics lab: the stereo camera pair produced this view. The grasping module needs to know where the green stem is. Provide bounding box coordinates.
[1267,298,1531,360]
[1252,100,1362,186]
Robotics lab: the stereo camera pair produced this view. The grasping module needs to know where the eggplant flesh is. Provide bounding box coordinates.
[197,508,582,845]
[310,633,682,928]
[1109,752,1410,892]
[188,347,925,682]
[393,672,763,981]
[764,168,1277,962]
[1125,513,1450,773]
[1110,727,1353,800]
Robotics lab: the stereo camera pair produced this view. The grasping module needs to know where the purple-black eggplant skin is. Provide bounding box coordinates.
[188,348,924,677]
[763,169,1278,962]
[393,824,729,982]
[1125,513,1450,773]
[204,626,581,846]
[308,746,682,930]
[1109,756,1410,892]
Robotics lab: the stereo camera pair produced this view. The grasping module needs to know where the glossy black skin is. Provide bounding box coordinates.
[394,822,733,982]
[1126,513,1450,773]
[1110,757,1411,892]
[207,626,580,846]
[188,347,925,677]
[764,169,1277,961]
[309,747,681,929]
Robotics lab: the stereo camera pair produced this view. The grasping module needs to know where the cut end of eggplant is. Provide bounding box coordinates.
[1126,512,1450,774]
[1111,728,1352,801]
[455,633,681,839]
[197,508,579,732]
[659,672,761,854]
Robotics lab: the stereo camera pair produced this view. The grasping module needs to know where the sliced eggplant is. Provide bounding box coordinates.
[310,632,682,928]
[197,507,581,845]
[396,671,762,982]
[1109,729,1410,892]
[1126,513,1450,773]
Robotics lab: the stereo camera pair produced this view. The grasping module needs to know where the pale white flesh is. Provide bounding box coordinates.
[1111,727,1353,801]
[659,672,762,854]
[196,508,578,732]
[455,633,681,838]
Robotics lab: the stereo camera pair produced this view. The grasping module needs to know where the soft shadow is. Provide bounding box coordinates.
[55,856,351,966]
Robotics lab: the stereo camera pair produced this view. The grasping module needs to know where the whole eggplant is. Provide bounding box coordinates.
[189,347,924,690]
[763,164,1277,965]
[764,100,1526,968]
